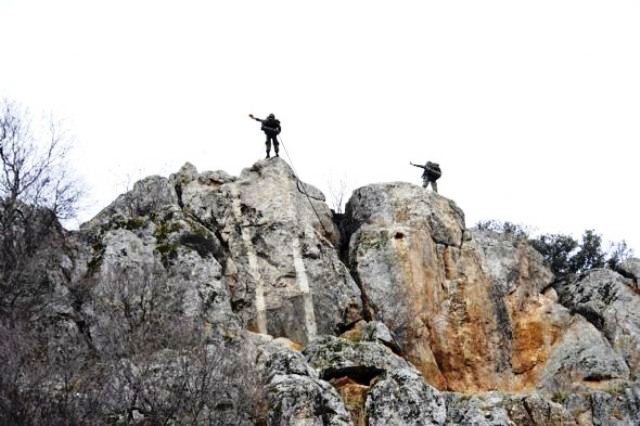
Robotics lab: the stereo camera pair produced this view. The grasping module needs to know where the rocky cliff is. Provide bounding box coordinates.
[3,158,640,425]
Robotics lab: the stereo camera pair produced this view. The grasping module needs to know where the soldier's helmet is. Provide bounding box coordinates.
[268,113,275,119]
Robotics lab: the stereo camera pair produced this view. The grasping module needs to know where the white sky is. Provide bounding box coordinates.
[1,0,639,251]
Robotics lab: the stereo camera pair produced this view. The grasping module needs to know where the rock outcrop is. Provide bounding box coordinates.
[558,268,640,379]
[3,158,640,425]
[343,183,631,395]
[171,159,362,342]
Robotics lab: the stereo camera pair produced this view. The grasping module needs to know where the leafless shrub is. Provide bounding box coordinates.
[99,340,263,425]
[0,100,266,424]
[0,100,81,316]
[327,174,349,214]
[0,100,81,219]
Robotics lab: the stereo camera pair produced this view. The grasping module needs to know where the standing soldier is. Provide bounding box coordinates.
[249,113,281,158]
[410,160,442,193]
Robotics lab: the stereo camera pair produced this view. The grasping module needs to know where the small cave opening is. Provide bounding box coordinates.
[394,232,405,240]
[321,366,385,386]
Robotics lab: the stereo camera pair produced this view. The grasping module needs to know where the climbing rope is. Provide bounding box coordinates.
[278,137,347,283]
[277,136,332,239]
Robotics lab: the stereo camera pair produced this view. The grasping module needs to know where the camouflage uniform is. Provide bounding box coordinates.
[411,161,441,193]
[250,114,281,158]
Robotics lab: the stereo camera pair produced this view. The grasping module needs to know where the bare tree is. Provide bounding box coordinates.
[0,100,88,424]
[327,174,349,214]
[0,100,80,218]
[0,99,81,316]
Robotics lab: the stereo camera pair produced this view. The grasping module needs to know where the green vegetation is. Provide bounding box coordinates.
[475,220,633,281]
[125,216,146,230]
[551,390,570,404]
[154,220,183,242]
[87,241,106,274]
[153,219,184,267]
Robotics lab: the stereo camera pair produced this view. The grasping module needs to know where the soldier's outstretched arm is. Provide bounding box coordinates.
[410,162,425,169]
[248,114,263,122]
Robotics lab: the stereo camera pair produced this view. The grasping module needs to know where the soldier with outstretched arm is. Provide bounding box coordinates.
[249,113,281,159]
[410,161,442,193]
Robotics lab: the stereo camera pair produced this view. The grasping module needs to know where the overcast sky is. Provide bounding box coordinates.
[1,0,639,251]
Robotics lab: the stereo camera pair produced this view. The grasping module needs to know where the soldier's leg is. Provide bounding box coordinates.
[422,177,428,188]
[432,181,438,193]
[272,136,280,157]
[265,136,271,158]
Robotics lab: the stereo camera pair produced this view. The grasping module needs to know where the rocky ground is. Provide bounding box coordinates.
[2,158,640,425]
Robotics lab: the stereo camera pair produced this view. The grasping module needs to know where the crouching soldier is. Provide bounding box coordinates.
[410,161,442,193]
[249,113,281,158]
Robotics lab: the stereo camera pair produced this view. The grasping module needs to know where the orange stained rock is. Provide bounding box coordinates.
[330,377,369,426]
[507,296,565,390]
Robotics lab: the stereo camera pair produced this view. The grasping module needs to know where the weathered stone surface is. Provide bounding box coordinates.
[345,184,466,389]
[304,335,446,425]
[344,183,625,395]
[445,393,516,426]
[560,381,640,426]
[266,374,352,426]
[173,158,362,344]
[617,257,640,291]
[77,204,241,356]
[445,392,576,426]
[366,369,446,426]
[558,268,640,378]
[264,346,318,381]
[98,338,260,425]
[9,159,640,425]
[82,175,179,230]
[538,316,629,391]
[304,335,410,379]
[340,320,402,355]
[259,343,352,426]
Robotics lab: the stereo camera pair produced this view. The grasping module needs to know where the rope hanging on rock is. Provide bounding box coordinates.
[277,136,332,238]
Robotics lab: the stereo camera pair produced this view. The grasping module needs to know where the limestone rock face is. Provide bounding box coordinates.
[538,316,629,389]
[560,380,640,425]
[365,369,446,426]
[261,345,352,426]
[444,393,576,426]
[343,183,627,394]
[558,268,640,378]
[172,159,362,344]
[75,176,241,351]
[11,159,364,424]
[304,335,446,426]
[617,257,640,291]
[8,158,640,425]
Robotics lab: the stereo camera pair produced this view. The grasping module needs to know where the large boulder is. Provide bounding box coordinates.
[445,392,576,425]
[172,159,363,344]
[262,347,352,426]
[558,268,640,378]
[365,369,446,426]
[343,183,628,394]
[304,335,446,425]
[73,175,241,356]
[616,257,640,291]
